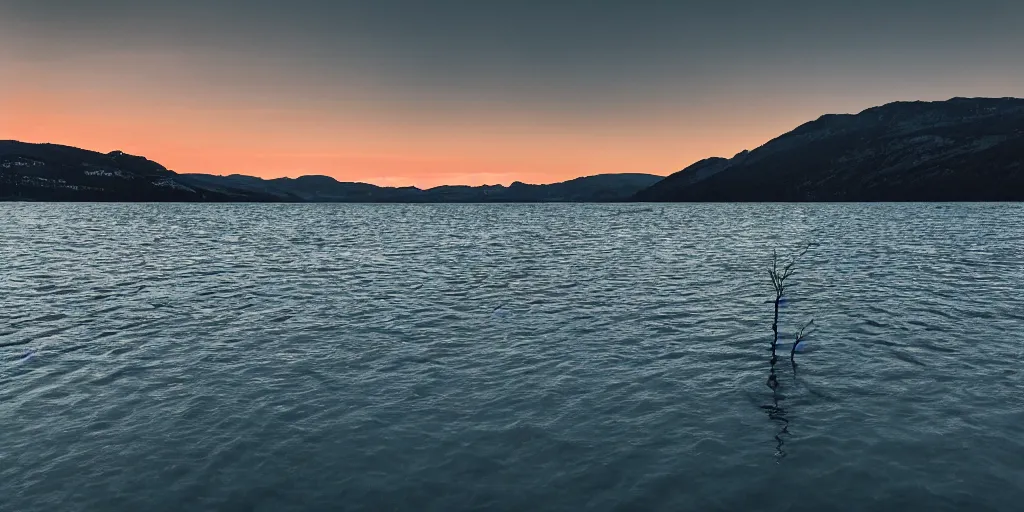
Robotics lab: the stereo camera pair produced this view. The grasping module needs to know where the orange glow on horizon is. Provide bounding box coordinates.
[4,6,1023,189]
[1,89,784,188]
[0,58,830,188]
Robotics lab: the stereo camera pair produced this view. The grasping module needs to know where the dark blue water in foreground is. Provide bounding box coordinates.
[2,203,1023,511]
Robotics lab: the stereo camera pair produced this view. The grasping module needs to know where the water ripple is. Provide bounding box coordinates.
[2,203,1024,511]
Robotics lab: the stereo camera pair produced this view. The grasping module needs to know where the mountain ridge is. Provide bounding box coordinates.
[635,97,1024,201]
[5,97,1024,203]
[0,140,661,202]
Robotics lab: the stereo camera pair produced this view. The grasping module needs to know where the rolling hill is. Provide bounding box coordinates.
[635,97,1024,201]
[0,141,660,202]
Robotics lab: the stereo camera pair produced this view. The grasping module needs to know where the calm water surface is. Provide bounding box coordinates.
[2,203,1023,511]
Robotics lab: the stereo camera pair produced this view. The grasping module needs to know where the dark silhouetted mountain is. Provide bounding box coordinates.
[0,141,279,202]
[179,174,424,202]
[1,140,661,202]
[180,172,661,202]
[635,97,1024,201]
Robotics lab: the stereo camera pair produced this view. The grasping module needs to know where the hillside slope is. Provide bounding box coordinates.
[0,141,274,202]
[1,140,660,202]
[636,97,1024,201]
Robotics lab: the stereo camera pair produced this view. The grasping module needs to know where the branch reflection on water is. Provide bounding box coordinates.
[762,354,790,461]
[762,243,816,462]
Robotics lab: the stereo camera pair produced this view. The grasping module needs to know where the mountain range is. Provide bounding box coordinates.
[3,97,1023,202]
[179,172,663,203]
[636,97,1024,201]
[0,140,660,203]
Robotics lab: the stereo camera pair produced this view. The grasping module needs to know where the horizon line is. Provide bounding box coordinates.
[2,138,673,189]
[5,95,1021,188]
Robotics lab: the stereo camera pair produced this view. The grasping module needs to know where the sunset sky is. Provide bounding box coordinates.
[2,0,1022,188]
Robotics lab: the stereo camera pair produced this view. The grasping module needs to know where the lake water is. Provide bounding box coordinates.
[2,203,1023,511]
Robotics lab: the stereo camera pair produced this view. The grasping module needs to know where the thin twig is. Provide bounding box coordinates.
[767,242,815,358]
[791,318,815,361]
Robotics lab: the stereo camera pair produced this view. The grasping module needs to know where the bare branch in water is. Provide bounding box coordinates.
[767,242,816,359]
[764,242,817,462]
[791,318,815,361]
[796,319,815,340]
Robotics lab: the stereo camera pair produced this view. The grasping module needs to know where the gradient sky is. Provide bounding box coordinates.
[2,0,1022,187]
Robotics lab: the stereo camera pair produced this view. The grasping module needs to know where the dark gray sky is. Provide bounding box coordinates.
[2,0,1022,185]
[5,0,1022,103]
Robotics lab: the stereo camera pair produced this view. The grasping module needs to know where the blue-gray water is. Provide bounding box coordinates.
[2,203,1023,511]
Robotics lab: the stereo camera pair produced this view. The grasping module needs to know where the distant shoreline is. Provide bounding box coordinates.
[5,97,1024,203]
